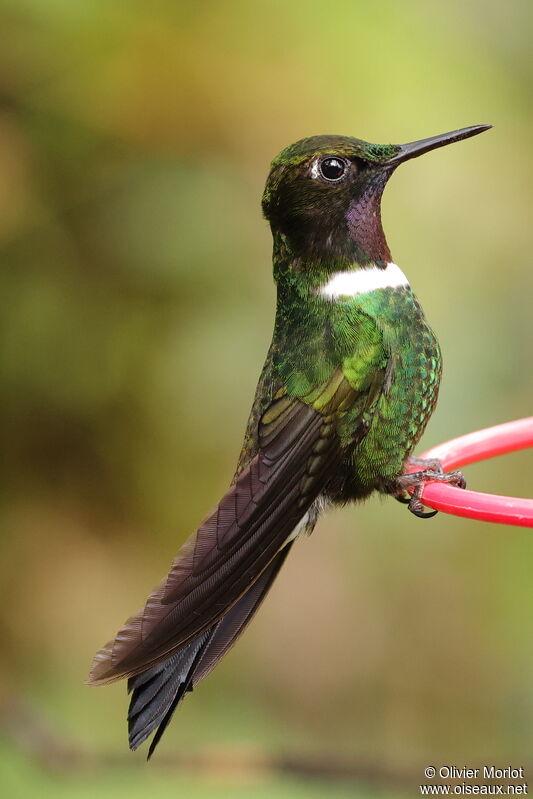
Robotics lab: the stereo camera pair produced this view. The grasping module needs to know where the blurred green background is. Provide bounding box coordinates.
[0,1,532,797]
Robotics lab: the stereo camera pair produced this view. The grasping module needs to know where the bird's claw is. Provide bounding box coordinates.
[395,495,411,505]
[405,455,444,474]
[393,458,466,520]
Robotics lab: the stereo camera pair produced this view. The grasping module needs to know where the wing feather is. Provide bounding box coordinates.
[126,543,294,754]
[88,378,356,686]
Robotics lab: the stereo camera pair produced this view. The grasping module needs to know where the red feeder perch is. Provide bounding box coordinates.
[409,417,533,527]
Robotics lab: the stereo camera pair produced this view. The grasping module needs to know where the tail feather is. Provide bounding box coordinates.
[127,542,293,756]
[146,640,208,759]
[128,633,209,752]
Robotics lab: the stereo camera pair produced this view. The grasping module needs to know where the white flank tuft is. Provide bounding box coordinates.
[285,511,310,544]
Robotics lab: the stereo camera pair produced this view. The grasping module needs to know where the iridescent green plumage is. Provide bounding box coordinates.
[88,125,490,756]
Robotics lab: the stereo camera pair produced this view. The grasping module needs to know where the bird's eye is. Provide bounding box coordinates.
[318,156,348,182]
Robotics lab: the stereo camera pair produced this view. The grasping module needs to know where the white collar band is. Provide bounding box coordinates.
[319,262,410,299]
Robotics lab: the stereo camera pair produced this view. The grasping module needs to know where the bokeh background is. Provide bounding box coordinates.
[0,1,532,797]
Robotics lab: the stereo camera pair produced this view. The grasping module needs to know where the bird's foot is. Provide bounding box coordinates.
[393,459,466,519]
[405,455,444,473]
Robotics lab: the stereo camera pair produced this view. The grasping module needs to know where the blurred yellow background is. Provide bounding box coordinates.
[0,1,532,797]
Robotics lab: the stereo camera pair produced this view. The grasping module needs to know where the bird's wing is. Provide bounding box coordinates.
[88,370,368,686]
[127,542,294,755]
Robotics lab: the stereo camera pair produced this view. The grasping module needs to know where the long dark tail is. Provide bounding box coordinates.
[127,542,293,757]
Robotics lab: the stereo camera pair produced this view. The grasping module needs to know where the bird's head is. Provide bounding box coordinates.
[262,126,491,265]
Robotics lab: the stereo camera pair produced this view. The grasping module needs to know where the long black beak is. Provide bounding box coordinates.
[386,125,492,165]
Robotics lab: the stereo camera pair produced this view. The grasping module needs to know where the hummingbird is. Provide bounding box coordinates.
[88,124,491,756]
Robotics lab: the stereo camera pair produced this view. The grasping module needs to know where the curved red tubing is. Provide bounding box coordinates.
[409,417,533,527]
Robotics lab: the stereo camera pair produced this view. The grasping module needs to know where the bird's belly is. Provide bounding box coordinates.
[329,320,441,502]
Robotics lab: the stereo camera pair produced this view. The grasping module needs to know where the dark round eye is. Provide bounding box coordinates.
[319,156,348,182]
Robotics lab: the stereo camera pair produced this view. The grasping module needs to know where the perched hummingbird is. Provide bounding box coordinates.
[88,124,490,756]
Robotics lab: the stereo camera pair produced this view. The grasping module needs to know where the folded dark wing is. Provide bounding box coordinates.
[126,542,294,756]
[88,380,354,686]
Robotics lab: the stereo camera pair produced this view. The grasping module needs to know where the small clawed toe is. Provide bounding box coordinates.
[408,498,438,519]
[406,456,444,474]
[395,495,411,505]
[393,463,467,520]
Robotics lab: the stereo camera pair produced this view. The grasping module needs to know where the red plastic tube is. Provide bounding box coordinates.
[409,417,533,527]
